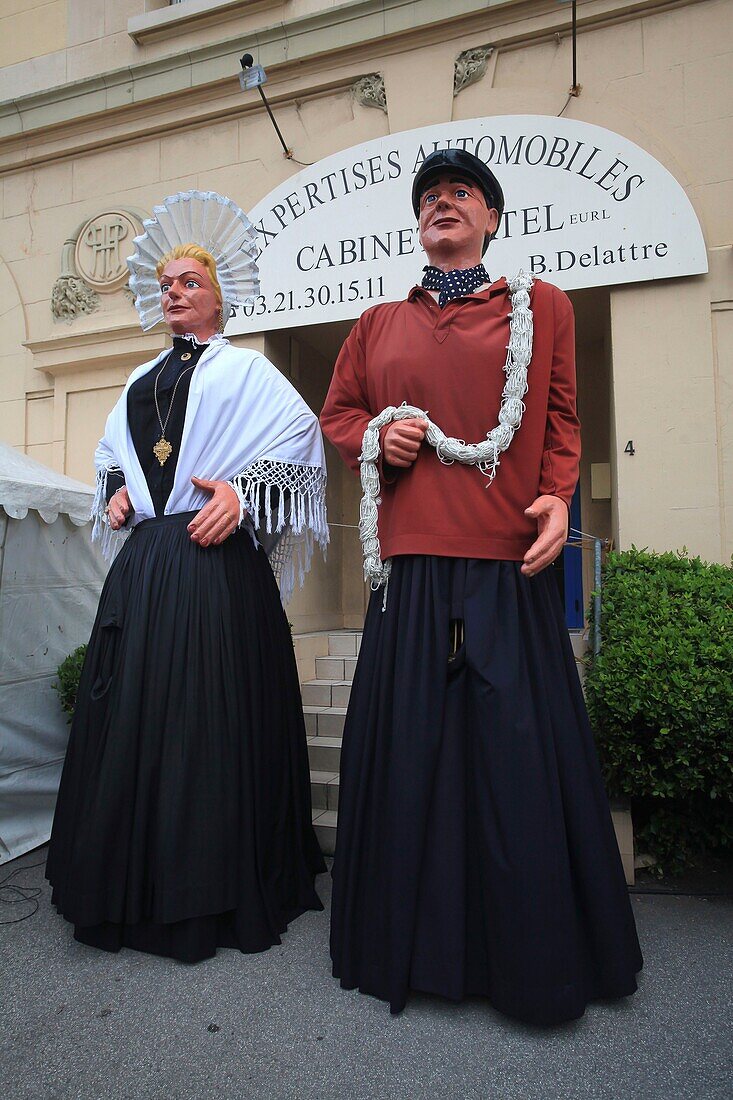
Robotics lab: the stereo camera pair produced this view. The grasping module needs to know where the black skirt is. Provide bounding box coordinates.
[330,556,642,1025]
[47,513,324,961]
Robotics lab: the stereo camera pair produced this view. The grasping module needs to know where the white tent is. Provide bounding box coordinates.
[0,442,106,863]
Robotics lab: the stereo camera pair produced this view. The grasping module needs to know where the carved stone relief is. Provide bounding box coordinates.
[352,73,387,113]
[51,233,99,322]
[51,208,144,321]
[454,46,494,96]
[51,273,99,322]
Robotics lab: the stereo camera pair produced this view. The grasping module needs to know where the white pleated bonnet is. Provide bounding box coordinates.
[126,190,260,332]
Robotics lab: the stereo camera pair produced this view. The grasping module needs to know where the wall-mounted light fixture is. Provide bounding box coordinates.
[239,54,293,159]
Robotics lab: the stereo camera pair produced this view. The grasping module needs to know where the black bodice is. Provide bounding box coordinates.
[110,336,208,517]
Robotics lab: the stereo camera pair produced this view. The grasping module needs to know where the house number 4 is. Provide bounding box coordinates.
[624,440,635,456]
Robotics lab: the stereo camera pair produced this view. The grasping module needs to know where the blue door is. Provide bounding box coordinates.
[551,483,584,629]
[564,484,584,628]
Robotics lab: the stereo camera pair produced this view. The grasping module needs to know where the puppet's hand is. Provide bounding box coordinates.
[188,477,241,547]
[383,418,428,467]
[107,486,131,531]
[521,495,568,576]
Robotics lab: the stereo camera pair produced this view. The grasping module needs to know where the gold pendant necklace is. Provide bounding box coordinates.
[153,436,173,465]
[153,351,197,466]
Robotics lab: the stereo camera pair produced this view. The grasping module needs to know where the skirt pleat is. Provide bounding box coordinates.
[330,556,642,1025]
[47,512,324,961]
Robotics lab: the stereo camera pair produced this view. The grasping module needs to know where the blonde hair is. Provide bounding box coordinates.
[156,244,222,306]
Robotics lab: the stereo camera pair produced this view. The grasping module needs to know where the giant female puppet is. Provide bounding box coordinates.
[47,190,328,961]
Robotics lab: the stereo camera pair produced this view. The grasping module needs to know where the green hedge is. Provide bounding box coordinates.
[54,644,87,722]
[585,548,733,873]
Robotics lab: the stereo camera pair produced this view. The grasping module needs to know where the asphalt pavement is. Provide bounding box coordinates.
[1,847,731,1100]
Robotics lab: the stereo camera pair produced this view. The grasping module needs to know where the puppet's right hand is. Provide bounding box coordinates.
[383,418,428,468]
[188,477,241,547]
[107,486,131,530]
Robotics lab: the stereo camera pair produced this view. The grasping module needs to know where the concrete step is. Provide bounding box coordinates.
[311,809,338,856]
[315,655,357,682]
[301,679,352,708]
[299,632,358,857]
[327,631,362,658]
[307,735,342,772]
[303,706,347,739]
[331,682,352,708]
[310,769,340,811]
[312,651,354,677]
[315,655,345,680]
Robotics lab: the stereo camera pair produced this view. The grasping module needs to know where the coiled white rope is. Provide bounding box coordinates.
[358,270,534,596]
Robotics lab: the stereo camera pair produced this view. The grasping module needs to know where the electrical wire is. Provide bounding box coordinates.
[0,857,46,926]
[331,523,607,542]
[570,526,607,542]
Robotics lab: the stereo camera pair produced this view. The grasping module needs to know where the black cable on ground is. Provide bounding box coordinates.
[0,858,46,925]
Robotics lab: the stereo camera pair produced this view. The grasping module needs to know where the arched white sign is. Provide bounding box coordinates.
[227,115,707,335]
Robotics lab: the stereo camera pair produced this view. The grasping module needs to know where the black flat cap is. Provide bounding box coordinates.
[412,148,505,224]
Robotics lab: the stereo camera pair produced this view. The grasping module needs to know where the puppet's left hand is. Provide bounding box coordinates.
[521,495,569,577]
[188,476,241,547]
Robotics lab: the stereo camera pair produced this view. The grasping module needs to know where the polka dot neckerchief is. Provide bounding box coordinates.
[421,263,491,308]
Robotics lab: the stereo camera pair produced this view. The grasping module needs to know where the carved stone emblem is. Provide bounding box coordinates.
[352,73,387,113]
[75,211,141,292]
[51,208,144,321]
[454,46,494,96]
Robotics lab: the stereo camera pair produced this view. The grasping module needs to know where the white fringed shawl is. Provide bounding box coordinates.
[92,336,328,603]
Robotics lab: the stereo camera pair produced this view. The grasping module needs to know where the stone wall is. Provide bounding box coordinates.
[0,0,731,626]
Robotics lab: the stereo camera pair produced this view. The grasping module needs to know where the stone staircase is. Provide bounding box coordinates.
[301,630,361,856]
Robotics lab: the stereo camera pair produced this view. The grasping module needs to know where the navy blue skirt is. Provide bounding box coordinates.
[330,556,642,1025]
[47,513,324,961]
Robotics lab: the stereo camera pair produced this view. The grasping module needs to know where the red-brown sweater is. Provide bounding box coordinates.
[320,277,580,561]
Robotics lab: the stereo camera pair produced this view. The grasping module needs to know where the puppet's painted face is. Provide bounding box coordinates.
[418,173,498,265]
[159,258,220,338]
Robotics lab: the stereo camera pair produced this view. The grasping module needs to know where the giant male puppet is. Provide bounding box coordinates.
[320,149,642,1026]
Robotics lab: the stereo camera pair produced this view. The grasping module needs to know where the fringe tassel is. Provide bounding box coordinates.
[90,465,131,563]
[228,459,328,604]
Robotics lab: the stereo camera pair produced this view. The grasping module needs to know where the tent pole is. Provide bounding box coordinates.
[0,512,7,593]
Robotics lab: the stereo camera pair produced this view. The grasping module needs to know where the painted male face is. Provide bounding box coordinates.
[159,258,220,338]
[418,173,498,267]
